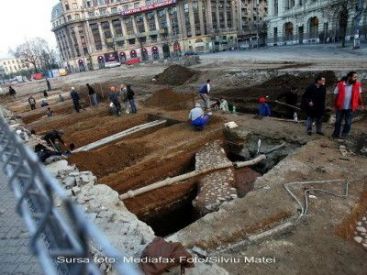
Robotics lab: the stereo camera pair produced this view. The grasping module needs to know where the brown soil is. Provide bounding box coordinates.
[156,65,197,85]
[103,149,196,194]
[144,88,196,111]
[64,113,149,147]
[28,106,110,133]
[125,179,198,217]
[69,141,151,178]
[234,167,261,197]
[335,187,367,240]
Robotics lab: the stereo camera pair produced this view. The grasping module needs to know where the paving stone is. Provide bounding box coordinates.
[0,172,41,274]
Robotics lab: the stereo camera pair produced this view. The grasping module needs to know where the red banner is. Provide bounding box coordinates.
[121,0,176,16]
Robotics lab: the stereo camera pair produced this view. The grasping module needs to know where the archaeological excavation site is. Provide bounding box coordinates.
[1,60,367,275]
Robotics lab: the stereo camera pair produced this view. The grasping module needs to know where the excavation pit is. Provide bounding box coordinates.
[225,133,301,174]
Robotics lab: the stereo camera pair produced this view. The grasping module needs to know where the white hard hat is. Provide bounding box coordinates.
[71,87,75,90]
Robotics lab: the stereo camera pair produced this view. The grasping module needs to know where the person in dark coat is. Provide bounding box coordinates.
[43,89,49,98]
[86,83,98,106]
[46,78,52,91]
[301,75,326,135]
[28,96,36,110]
[70,87,81,112]
[126,85,137,113]
[277,87,298,119]
[34,143,62,163]
[8,86,16,97]
[42,130,66,151]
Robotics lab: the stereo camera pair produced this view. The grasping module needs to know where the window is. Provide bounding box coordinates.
[112,19,123,36]
[72,3,78,9]
[111,7,118,13]
[147,12,156,31]
[99,8,107,15]
[65,2,70,10]
[125,17,134,35]
[135,14,145,33]
[90,23,103,50]
[134,2,140,8]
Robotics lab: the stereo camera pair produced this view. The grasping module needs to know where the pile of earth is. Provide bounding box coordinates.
[156,65,197,85]
[215,71,337,116]
[144,89,195,111]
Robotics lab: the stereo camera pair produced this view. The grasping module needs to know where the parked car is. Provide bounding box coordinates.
[59,68,68,76]
[104,61,121,68]
[184,51,198,56]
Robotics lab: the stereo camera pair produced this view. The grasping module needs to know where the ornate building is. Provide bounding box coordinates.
[0,58,29,75]
[266,0,367,46]
[51,0,267,70]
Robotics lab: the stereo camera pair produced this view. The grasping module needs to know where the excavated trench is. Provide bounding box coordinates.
[129,134,300,237]
[19,83,303,238]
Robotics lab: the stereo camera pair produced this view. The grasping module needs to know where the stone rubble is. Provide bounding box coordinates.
[193,141,237,214]
[353,215,367,251]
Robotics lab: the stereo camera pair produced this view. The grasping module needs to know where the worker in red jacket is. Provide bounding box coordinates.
[332,71,364,139]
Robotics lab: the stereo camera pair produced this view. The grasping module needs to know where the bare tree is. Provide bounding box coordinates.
[325,0,365,47]
[11,38,53,72]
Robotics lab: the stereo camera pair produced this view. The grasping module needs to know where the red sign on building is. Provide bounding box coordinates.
[121,0,176,16]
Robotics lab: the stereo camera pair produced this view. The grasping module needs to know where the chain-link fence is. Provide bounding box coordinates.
[0,111,140,275]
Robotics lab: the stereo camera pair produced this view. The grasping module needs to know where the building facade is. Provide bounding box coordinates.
[266,0,367,46]
[51,0,267,71]
[0,58,29,75]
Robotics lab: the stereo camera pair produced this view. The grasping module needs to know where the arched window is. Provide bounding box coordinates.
[309,17,319,38]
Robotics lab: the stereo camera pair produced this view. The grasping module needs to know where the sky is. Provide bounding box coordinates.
[0,0,59,58]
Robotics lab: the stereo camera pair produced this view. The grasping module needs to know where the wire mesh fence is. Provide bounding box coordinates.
[0,111,140,275]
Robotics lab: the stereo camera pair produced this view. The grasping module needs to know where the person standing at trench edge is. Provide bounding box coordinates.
[86,83,98,107]
[199,79,211,110]
[301,75,326,136]
[70,87,81,113]
[126,85,137,113]
[332,71,364,139]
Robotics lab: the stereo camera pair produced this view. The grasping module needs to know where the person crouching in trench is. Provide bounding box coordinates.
[188,102,210,131]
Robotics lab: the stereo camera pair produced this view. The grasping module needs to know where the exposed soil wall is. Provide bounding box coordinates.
[144,88,196,111]
[68,141,152,178]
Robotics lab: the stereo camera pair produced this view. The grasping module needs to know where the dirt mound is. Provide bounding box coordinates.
[68,142,151,177]
[145,89,195,110]
[216,71,337,116]
[156,65,197,85]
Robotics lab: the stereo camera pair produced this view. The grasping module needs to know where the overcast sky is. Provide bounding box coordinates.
[0,0,59,58]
